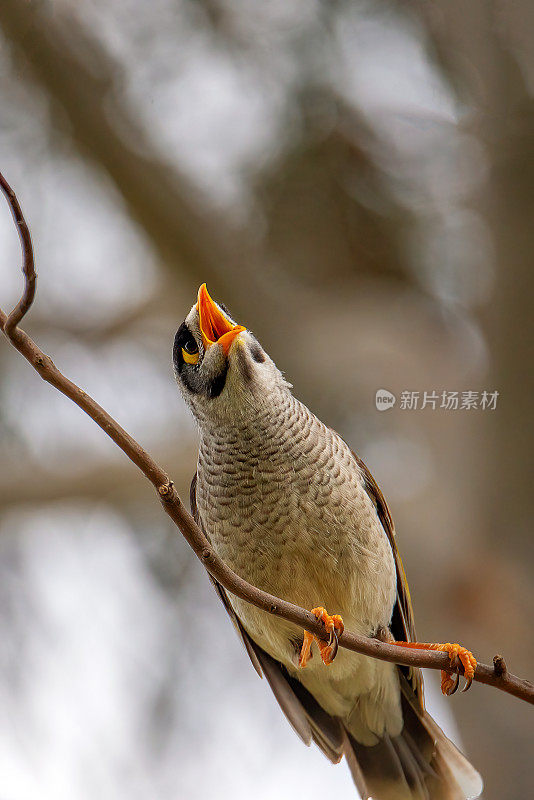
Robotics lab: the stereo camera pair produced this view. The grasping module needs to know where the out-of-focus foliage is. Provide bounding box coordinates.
[0,1,532,798]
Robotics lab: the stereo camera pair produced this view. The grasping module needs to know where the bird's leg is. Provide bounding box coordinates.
[393,640,477,695]
[299,607,345,668]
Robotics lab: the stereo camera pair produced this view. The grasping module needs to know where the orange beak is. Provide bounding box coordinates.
[196,284,246,355]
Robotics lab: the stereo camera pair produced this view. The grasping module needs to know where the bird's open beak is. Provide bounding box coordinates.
[197,284,246,355]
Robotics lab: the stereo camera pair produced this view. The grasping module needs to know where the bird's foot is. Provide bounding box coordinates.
[393,640,477,695]
[299,607,345,668]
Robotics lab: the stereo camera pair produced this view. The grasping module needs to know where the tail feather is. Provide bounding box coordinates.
[341,678,483,800]
[342,728,374,800]
[401,729,437,782]
[400,679,483,799]
[391,736,431,800]
[250,641,482,799]
[420,711,483,799]
[348,732,415,800]
[427,749,466,800]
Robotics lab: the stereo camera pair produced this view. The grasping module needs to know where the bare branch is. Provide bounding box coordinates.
[0,172,35,335]
[1,171,533,706]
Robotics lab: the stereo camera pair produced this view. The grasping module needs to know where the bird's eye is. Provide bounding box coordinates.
[181,339,199,365]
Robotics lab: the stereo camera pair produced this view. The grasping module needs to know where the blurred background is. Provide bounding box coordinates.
[0,1,533,798]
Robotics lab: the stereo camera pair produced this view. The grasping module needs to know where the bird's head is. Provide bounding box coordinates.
[173,284,288,423]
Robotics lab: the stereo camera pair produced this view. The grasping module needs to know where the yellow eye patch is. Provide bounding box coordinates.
[182,347,199,365]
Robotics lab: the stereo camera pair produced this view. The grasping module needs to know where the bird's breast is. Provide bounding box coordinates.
[195,400,396,654]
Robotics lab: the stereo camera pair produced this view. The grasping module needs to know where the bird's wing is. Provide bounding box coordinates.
[351,450,424,706]
[190,472,347,766]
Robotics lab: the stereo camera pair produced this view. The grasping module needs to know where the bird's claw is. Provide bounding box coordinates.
[393,640,477,696]
[299,606,345,668]
[442,643,477,694]
[441,670,460,696]
[327,626,339,658]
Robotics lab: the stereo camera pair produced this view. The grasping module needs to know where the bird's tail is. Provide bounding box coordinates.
[245,636,482,799]
[342,678,483,800]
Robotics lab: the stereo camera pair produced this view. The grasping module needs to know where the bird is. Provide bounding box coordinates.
[173,283,483,800]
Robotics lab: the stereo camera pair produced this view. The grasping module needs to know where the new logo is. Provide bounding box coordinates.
[375,389,396,411]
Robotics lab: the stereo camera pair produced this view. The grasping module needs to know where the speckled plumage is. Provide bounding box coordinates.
[195,379,402,743]
[174,290,483,799]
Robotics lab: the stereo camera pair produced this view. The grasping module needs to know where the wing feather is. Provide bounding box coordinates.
[351,451,424,705]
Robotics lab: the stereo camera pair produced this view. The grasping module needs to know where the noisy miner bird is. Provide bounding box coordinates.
[173,284,482,800]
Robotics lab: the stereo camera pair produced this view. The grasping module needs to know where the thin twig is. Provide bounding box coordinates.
[1,170,533,706]
[0,172,36,335]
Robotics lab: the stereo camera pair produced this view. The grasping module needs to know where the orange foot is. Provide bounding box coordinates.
[393,640,477,695]
[299,607,345,668]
